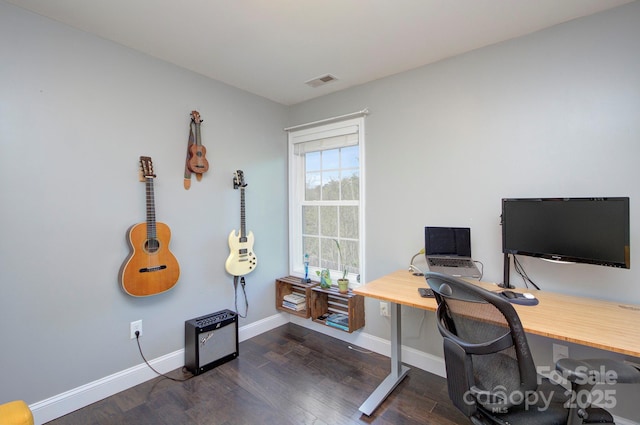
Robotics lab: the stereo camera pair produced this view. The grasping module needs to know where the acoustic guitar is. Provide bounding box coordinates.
[225,170,257,276]
[120,156,180,296]
[187,110,209,174]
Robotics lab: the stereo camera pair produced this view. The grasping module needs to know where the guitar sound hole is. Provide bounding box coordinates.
[145,238,160,254]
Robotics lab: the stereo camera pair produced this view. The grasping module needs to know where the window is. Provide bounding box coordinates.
[288,117,365,286]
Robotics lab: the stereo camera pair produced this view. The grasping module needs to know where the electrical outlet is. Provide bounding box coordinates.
[553,343,568,364]
[379,301,390,317]
[130,320,142,339]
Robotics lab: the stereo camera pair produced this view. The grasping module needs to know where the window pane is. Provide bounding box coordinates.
[305,171,321,201]
[302,205,318,235]
[339,206,359,239]
[342,239,359,275]
[320,205,338,237]
[320,238,339,269]
[303,237,319,268]
[322,148,340,169]
[341,145,359,168]
[321,170,340,200]
[306,151,321,171]
[341,170,359,200]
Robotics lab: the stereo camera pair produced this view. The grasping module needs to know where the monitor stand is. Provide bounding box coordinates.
[502,253,513,289]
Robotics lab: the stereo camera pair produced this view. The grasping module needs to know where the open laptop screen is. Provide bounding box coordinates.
[425,227,472,257]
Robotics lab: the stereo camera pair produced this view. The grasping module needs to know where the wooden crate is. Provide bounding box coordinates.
[309,285,365,333]
[275,276,318,318]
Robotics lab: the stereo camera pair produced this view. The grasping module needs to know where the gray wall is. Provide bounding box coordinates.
[2,0,639,421]
[1,1,288,405]
[288,2,640,419]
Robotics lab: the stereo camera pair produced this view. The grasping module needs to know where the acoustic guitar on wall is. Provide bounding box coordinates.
[225,170,257,276]
[120,156,180,296]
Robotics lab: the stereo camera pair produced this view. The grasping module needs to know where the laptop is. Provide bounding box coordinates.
[424,226,481,278]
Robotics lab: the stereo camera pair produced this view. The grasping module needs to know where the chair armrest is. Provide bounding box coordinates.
[555,358,591,383]
[556,358,640,385]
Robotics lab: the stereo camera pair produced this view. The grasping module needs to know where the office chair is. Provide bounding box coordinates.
[425,272,640,425]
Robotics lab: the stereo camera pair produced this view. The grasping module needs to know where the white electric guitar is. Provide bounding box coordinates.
[225,170,257,276]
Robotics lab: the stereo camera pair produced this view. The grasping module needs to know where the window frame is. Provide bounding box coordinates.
[287,116,365,286]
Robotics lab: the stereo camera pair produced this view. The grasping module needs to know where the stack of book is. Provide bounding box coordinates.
[282,293,306,312]
[325,313,349,331]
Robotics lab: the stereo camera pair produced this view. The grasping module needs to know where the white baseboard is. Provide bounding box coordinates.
[239,311,290,341]
[29,349,186,425]
[30,312,290,425]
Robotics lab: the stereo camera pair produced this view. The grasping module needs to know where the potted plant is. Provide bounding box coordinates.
[334,240,349,293]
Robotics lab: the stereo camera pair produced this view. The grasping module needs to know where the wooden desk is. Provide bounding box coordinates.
[354,269,640,415]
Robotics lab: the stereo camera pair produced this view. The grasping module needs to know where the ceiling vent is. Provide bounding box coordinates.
[305,74,338,88]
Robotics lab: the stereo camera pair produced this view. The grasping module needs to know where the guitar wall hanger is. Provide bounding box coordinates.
[183,110,209,190]
[233,178,247,190]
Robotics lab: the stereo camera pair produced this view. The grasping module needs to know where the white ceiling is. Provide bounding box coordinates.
[6,0,635,105]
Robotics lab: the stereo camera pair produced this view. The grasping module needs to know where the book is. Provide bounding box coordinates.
[326,313,349,328]
[325,320,349,332]
[282,300,306,311]
[283,293,306,304]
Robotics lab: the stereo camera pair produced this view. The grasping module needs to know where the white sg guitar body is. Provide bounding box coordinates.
[225,229,257,276]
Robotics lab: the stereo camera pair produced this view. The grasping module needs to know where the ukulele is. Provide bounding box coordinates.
[120,157,180,296]
[225,170,257,276]
[187,111,209,175]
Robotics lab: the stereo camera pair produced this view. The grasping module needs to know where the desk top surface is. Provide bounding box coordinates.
[354,269,640,358]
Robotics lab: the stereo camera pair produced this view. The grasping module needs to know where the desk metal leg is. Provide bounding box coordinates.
[359,302,410,416]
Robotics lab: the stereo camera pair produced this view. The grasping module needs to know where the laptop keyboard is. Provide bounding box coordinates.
[429,258,474,268]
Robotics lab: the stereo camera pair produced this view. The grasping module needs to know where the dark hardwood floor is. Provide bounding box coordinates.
[46,323,469,425]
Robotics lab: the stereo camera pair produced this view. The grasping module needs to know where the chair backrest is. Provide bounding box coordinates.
[425,272,538,416]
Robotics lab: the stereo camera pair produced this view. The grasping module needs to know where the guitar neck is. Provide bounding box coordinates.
[240,188,246,241]
[145,178,157,239]
[194,122,202,146]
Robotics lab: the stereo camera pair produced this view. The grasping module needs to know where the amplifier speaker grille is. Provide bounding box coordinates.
[184,309,238,375]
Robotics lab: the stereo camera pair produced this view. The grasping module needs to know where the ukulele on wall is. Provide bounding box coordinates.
[225,170,257,276]
[187,110,209,176]
[120,156,180,297]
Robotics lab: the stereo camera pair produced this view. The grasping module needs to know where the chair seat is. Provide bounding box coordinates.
[0,400,34,425]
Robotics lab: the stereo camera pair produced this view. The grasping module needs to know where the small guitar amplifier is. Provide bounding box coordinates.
[185,309,238,375]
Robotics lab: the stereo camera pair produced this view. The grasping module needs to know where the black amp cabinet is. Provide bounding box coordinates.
[185,309,238,375]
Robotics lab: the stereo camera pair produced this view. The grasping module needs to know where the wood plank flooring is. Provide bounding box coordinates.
[46,323,469,425]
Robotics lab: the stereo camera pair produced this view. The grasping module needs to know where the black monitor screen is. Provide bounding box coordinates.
[501,197,630,269]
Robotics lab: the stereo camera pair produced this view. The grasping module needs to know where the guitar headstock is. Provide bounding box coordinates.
[233,170,247,189]
[190,110,202,124]
[139,156,156,179]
